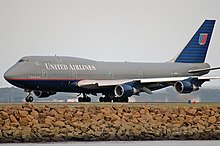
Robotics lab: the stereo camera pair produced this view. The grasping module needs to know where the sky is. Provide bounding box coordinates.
[0,0,220,87]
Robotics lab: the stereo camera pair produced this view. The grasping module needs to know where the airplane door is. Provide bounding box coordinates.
[42,69,47,78]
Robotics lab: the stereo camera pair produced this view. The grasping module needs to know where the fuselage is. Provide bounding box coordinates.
[4,56,210,93]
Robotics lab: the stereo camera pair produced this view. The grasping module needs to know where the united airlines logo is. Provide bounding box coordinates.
[198,33,208,45]
[45,63,96,71]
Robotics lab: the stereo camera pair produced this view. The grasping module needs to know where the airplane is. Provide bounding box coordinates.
[4,20,220,103]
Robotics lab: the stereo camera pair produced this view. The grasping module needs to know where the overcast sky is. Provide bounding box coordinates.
[0,0,220,87]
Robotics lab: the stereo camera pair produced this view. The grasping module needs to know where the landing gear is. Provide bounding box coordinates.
[25,92,34,102]
[99,95,129,102]
[78,93,91,102]
[113,97,129,102]
[25,96,33,102]
[99,96,112,102]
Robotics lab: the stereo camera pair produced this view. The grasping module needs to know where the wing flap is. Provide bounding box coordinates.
[77,79,133,87]
[139,77,189,83]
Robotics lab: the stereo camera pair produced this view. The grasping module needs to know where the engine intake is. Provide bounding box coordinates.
[114,84,138,98]
[174,80,199,93]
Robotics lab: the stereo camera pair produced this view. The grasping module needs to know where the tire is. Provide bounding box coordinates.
[86,97,91,102]
[25,97,30,102]
[78,97,83,102]
[113,97,118,102]
[123,97,129,102]
[99,97,104,102]
[29,96,34,102]
[104,96,112,102]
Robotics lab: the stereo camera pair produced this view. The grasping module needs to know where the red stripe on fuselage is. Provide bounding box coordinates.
[6,78,82,81]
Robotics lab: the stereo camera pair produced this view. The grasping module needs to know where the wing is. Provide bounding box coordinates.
[77,76,220,88]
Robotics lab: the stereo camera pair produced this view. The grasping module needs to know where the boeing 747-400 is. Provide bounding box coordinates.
[4,20,220,102]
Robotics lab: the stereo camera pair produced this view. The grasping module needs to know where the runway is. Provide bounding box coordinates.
[1,141,220,146]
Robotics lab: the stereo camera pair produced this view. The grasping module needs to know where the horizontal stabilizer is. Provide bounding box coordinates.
[188,66,220,73]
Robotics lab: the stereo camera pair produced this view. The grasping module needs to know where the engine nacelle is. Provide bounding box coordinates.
[174,80,199,93]
[33,91,56,98]
[114,84,138,98]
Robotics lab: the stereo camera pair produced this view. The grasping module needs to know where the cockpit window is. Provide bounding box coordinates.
[18,59,29,63]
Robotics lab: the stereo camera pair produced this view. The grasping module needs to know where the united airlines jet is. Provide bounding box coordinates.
[4,20,220,102]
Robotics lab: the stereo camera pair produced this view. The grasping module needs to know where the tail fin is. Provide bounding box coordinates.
[174,20,216,63]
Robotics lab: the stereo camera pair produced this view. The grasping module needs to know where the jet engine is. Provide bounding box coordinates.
[114,84,138,98]
[174,80,199,93]
[33,91,56,98]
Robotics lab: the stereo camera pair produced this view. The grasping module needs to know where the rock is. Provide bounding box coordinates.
[131,127,141,135]
[188,108,197,115]
[208,116,217,124]
[145,113,153,122]
[101,107,114,115]
[81,125,88,133]
[19,110,28,118]
[21,126,32,140]
[133,111,141,118]
[39,113,46,119]
[11,121,20,127]
[19,117,29,126]
[94,130,102,137]
[123,113,133,118]
[1,111,9,120]
[31,110,39,119]
[1,104,220,142]
[32,119,39,125]
[9,115,18,123]
[46,116,56,121]
[55,106,68,114]
[162,116,170,122]
[53,121,65,128]
[92,113,103,121]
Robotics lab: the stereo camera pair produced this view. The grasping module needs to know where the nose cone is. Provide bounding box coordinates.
[4,66,26,89]
[4,67,17,82]
[4,69,13,81]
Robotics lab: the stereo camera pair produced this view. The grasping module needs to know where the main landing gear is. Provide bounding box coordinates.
[113,97,129,102]
[25,92,34,102]
[99,96,129,102]
[78,93,91,102]
[99,95,112,102]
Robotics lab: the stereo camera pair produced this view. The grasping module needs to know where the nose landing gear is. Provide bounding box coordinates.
[25,92,34,102]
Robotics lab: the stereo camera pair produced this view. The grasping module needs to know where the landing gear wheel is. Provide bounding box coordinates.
[113,97,129,102]
[86,97,91,102]
[113,97,118,102]
[99,97,104,102]
[103,96,112,102]
[29,96,34,102]
[78,94,91,102]
[123,97,129,102]
[78,97,83,102]
[25,96,33,102]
